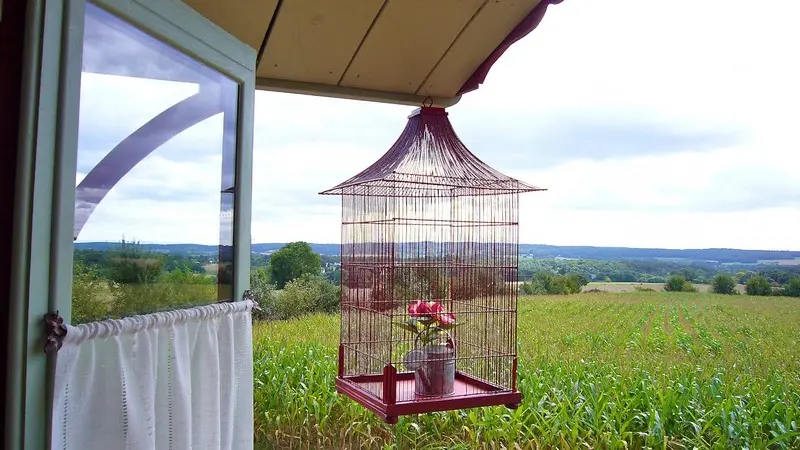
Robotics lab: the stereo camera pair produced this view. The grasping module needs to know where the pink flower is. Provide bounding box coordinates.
[437,312,456,326]
[408,301,429,317]
[427,301,443,314]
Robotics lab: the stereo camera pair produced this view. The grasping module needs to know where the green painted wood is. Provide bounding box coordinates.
[94,0,256,80]
[6,0,47,444]
[51,0,85,329]
[234,75,256,301]
[6,0,70,447]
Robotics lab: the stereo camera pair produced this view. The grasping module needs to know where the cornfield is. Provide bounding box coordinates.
[253,292,800,449]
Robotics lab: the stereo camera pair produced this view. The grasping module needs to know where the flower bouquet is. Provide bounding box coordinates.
[398,300,459,397]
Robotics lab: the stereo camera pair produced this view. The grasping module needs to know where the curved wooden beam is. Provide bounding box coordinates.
[73,88,223,240]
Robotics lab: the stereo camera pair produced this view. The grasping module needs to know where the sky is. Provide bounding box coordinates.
[76,0,800,251]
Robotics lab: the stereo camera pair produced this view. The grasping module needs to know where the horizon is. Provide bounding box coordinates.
[73,240,800,254]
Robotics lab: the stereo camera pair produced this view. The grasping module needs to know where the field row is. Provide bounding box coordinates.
[252,292,800,449]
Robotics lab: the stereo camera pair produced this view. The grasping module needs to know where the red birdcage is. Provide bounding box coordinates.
[320,106,544,423]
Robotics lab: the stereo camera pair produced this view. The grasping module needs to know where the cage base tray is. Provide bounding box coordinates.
[336,371,522,424]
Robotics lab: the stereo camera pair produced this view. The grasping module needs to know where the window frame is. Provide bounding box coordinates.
[8,0,256,448]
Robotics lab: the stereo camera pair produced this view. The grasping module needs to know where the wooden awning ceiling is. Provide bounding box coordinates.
[183,0,562,106]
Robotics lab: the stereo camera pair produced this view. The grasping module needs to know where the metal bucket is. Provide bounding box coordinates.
[415,344,455,396]
[404,337,456,397]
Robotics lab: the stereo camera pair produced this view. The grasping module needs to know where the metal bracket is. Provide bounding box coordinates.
[242,289,263,312]
[44,311,67,354]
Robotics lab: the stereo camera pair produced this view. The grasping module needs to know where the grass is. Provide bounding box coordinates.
[72,280,218,323]
[252,292,800,449]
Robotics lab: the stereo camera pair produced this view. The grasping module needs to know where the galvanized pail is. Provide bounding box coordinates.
[404,333,456,397]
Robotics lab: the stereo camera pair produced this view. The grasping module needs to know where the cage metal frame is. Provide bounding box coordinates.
[321,106,544,423]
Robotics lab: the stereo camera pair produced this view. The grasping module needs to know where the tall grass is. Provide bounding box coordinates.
[71,262,218,323]
[253,292,800,449]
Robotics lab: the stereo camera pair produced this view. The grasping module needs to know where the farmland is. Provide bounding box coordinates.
[252,292,800,449]
[581,282,746,294]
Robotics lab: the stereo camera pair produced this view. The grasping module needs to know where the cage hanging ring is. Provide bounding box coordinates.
[422,96,434,108]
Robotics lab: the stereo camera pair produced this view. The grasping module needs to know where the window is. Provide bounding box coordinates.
[71,3,239,323]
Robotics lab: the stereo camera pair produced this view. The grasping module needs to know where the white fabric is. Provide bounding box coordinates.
[52,300,255,450]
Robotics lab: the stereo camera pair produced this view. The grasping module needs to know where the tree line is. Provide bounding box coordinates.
[73,240,800,325]
[518,257,800,285]
[664,273,800,297]
[72,240,340,323]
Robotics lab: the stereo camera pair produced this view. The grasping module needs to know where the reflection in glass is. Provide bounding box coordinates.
[71,3,238,323]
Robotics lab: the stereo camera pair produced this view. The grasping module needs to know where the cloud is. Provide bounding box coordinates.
[73,0,800,252]
[512,145,800,214]
[451,111,745,168]
[82,3,214,84]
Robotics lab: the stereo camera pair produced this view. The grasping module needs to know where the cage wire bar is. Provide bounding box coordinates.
[320,106,544,423]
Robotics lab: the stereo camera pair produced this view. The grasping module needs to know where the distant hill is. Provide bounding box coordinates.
[73,241,800,265]
[516,245,800,265]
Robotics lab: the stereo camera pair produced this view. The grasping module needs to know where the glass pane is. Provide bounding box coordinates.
[71,2,238,324]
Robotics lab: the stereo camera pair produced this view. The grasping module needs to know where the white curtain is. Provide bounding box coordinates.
[52,300,254,450]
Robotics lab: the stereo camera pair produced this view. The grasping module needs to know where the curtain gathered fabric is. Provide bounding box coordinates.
[51,300,255,450]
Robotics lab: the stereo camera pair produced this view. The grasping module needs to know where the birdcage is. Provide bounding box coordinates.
[320,106,544,423]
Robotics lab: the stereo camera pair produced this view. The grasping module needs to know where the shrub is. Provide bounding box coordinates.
[566,274,589,293]
[745,274,772,296]
[162,266,215,285]
[107,239,164,284]
[785,276,800,297]
[275,277,319,320]
[251,274,340,321]
[306,275,340,314]
[664,275,697,293]
[526,271,585,295]
[109,282,216,318]
[633,285,657,292]
[71,261,112,324]
[249,269,279,321]
[529,272,558,295]
[711,274,737,295]
[519,281,543,295]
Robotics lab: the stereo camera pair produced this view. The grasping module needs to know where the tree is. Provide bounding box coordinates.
[664,275,696,293]
[711,274,737,295]
[745,274,772,296]
[563,273,588,293]
[784,276,800,297]
[108,239,163,284]
[268,242,322,289]
[524,271,585,295]
[679,268,698,282]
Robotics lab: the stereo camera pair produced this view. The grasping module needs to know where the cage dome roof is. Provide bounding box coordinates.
[320,107,545,197]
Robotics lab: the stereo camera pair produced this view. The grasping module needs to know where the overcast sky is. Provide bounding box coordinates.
[76,0,800,250]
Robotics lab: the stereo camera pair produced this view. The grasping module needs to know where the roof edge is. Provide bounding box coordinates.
[457,0,564,96]
[256,77,462,108]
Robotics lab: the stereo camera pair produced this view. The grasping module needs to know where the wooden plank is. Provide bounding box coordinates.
[183,0,278,50]
[340,0,484,95]
[257,0,385,85]
[255,76,461,107]
[419,0,542,98]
